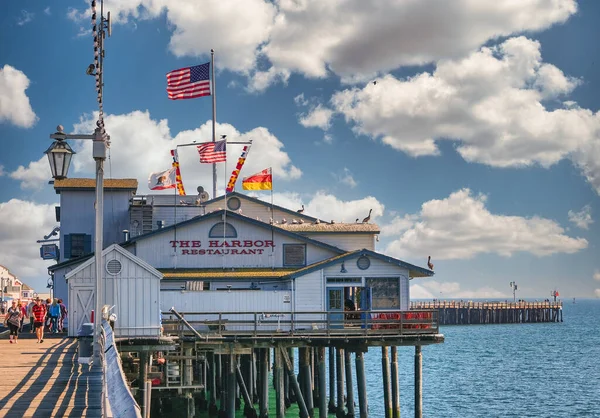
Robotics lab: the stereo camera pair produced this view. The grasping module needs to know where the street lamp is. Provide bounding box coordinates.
[46,124,108,368]
[509,281,518,302]
[44,127,76,180]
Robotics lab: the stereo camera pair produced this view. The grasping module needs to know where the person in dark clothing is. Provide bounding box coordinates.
[4,300,23,343]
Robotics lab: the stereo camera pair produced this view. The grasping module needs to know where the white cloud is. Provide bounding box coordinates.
[568,205,593,230]
[0,165,5,176]
[44,7,51,16]
[299,104,334,130]
[383,188,587,260]
[594,270,600,281]
[66,1,576,83]
[332,168,357,188]
[16,10,34,26]
[11,110,301,194]
[411,281,505,300]
[0,199,57,284]
[327,37,600,193]
[0,65,37,128]
[322,134,334,144]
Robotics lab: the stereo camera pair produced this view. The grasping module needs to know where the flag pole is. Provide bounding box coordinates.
[223,150,228,270]
[211,49,217,199]
[270,167,274,269]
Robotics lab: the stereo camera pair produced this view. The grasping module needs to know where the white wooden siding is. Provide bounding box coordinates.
[293,271,326,329]
[302,233,375,251]
[134,218,337,269]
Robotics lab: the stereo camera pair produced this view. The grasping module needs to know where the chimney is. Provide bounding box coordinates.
[122,230,130,241]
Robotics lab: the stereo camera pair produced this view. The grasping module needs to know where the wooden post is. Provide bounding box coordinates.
[336,348,345,418]
[328,347,336,413]
[344,350,355,418]
[414,346,422,418]
[185,347,194,386]
[318,347,327,418]
[258,349,269,418]
[226,354,236,418]
[280,347,310,418]
[236,358,257,418]
[208,353,218,416]
[288,348,296,403]
[355,351,368,418]
[391,347,400,418]
[382,347,392,418]
[275,347,285,418]
[139,351,149,418]
[300,347,314,417]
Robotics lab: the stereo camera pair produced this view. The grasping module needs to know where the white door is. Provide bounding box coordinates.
[68,285,95,337]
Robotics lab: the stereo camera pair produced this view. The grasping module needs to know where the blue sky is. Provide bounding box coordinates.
[1,0,599,299]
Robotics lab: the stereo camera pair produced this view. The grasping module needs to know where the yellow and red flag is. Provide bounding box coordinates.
[226,144,252,192]
[242,168,272,191]
[171,149,186,195]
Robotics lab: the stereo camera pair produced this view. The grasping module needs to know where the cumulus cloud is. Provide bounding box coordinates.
[44,7,51,16]
[383,188,587,260]
[326,37,600,193]
[16,10,34,26]
[0,65,37,128]
[0,199,57,284]
[411,280,506,299]
[332,168,357,188]
[66,1,576,84]
[299,104,334,130]
[11,110,301,193]
[568,205,593,230]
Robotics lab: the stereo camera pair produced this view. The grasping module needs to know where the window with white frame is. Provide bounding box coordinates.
[366,277,400,310]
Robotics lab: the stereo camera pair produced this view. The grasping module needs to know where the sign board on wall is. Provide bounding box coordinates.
[40,244,59,260]
[170,239,275,256]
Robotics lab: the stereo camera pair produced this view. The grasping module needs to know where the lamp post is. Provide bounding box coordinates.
[509,281,518,303]
[46,124,108,367]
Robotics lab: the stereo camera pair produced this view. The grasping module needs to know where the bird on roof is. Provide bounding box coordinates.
[281,218,287,224]
[291,219,298,224]
[331,220,336,224]
[373,80,377,85]
[314,219,320,225]
[299,219,304,224]
[355,218,359,223]
[297,204,304,213]
[269,218,274,225]
[427,256,434,271]
[362,209,372,223]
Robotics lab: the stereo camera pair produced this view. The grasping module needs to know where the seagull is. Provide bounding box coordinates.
[331,220,336,224]
[355,218,359,223]
[313,219,320,225]
[362,209,372,223]
[427,256,434,271]
[297,204,305,213]
[281,218,287,224]
[299,219,305,224]
[373,81,377,85]
[292,219,299,224]
[269,218,274,225]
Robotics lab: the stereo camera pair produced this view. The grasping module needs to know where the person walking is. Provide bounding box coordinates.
[58,298,68,333]
[48,298,61,334]
[32,298,47,343]
[18,299,27,333]
[4,300,23,343]
[27,299,36,333]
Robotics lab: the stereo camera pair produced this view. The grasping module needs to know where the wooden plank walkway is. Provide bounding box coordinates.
[0,330,103,417]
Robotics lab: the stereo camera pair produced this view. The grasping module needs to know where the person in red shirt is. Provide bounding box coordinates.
[32,298,47,343]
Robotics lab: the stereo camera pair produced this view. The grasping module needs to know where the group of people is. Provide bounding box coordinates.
[3,297,68,344]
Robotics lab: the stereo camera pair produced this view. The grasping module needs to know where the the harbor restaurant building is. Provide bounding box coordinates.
[47,180,434,336]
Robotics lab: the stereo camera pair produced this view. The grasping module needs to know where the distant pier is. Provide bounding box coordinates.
[410,301,563,325]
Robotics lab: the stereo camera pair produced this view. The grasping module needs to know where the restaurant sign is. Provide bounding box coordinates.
[169,239,275,255]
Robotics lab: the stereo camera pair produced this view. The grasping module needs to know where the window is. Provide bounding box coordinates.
[283,244,306,267]
[209,222,237,238]
[357,255,370,270]
[227,197,241,211]
[326,277,362,285]
[367,277,400,310]
[64,233,92,259]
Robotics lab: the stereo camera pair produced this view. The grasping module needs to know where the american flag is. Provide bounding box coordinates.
[197,139,227,163]
[166,63,211,100]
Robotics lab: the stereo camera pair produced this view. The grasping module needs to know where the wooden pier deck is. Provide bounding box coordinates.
[0,331,103,418]
[411,300,563,325]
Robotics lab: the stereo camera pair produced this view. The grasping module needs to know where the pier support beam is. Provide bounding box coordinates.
[300,347,314,417]
[336,348,345,418]
[345,350,355,418]
[355,351,368,418]
[281,347,310,418]
[328,347,336,413]
[236,359,257,418]
[209,353,218,416]
[227,354,236,418]
[274,347,285,418]
[382,347,392,418]
[414,346,422,418]
[259,349,269,418]
[391,347,400,418]
[317,347,327,418]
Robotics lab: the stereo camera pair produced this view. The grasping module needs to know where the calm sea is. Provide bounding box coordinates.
[360,299,600,418]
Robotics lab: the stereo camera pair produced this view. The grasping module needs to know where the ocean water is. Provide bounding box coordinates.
[360,299,600,418]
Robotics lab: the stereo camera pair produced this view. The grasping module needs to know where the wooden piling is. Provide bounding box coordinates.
[300,347,314,417]
[336,348,345,418]
[281,347,310,418]
[344,350,355,418]
[355,351,368,418]
[328,347,336,413]
[227,354,236,418]
[236,358,257,418]
[259,348,269,418]
[208,353,218,416]
[414,346,422,418]
[274,347,285,418]
[391,346,400,418]
[317,347,327,418]
[382,347,392,418]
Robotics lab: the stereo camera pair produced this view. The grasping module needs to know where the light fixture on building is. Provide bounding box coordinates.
[45,126,76,180]
[340,262,347,273]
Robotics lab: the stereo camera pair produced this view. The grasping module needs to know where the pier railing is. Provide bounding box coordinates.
[161,309,439,340]
[411,301,563,309]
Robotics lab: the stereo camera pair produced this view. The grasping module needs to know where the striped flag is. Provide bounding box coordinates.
[171,149,186,195]
[166,63,211,100]
[226,144,252,192]
[242,168,272,190]
[197,139,227,163]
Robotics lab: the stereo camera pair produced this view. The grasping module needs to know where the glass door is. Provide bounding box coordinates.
[327,287,344,329]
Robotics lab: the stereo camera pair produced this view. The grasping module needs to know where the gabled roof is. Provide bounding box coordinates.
[289,249,434,279]
[54,178,138,193]
[278,223,380,233]
[65,244,162,280]
[124,209,346,255]
[205,191,320,222]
